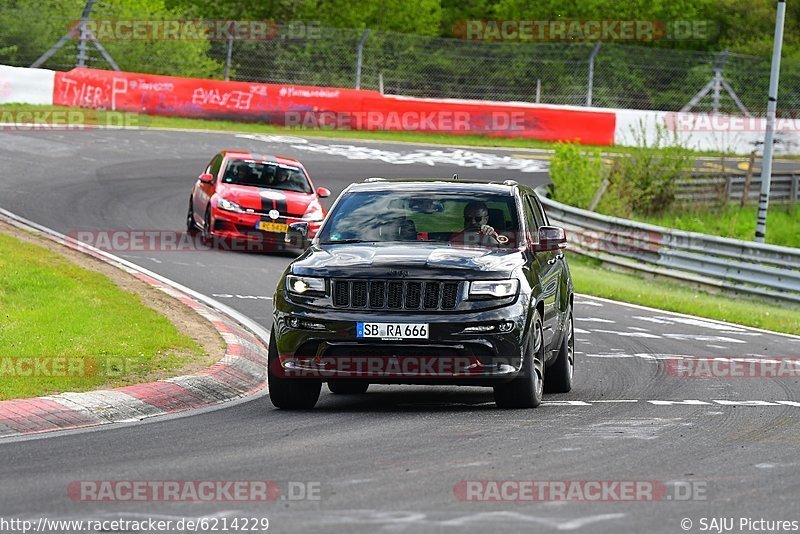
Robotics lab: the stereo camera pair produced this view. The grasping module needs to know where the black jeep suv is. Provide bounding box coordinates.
[270,179,574,409]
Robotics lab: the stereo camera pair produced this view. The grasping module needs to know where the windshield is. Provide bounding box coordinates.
[318,190,520,247]
[222,160,312,193]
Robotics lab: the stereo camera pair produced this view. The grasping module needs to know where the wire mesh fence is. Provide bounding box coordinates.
[4,16,800,114]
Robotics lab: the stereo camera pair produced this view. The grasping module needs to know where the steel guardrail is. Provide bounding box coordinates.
[535,186,800,305]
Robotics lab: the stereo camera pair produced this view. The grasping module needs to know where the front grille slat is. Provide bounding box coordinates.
[369,281,385,308]
[387,281,404,309]
[331,279,460,311]
[351,281,368,307]
[405,281,421,309]
[333,280,350,307]
[423,282,440,309]
[441,282,459,310]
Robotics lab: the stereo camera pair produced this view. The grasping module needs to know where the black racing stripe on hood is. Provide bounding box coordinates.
[274,196,288,215]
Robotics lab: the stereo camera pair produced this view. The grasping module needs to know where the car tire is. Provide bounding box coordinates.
[545,306,574,394]
[493,310,544,409]
[186,200,197,234]
[201,208,213,246]
[327,380,369,394]
[267,334,321,409]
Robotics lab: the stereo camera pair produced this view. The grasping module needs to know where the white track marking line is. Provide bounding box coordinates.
[633,316,672,324]
[579,294,800,340]
[576,300,604,307]
[663,334,746,344]
[212,293,273,300]
[590,329,662,339]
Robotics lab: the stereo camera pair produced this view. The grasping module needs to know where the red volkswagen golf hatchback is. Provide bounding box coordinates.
[187,150,330,251]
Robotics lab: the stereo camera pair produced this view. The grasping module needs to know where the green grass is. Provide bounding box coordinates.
[636,203,800,248]
[568,254,800,335]
[0,103,738,157]
[0,232,203,400]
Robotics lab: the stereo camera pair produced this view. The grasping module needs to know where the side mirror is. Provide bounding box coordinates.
[284,221,310,248]
[316,187,331,198]
[288,221,309,238]
[199,173,214,184]
[531,226,567,252]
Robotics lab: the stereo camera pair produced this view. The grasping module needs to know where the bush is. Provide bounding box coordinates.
[549,142,605,209]
[603,122,692,216]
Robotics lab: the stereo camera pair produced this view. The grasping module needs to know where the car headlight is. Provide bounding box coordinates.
[302,201,324,222]
[217,198,244,213]
[469,280,519,299]
[286,275,326,295]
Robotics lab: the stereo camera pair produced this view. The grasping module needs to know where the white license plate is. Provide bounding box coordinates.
[357,322,429,339]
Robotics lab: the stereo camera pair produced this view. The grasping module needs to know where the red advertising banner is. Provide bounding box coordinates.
[52,68,615,144]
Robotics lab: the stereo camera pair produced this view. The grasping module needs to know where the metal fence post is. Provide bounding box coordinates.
[75,0,95,67]
[378,72,384,94]
[741,150,757,207]
[224,33,233,81]
[76,25,89,67]
[755,0,786,243]
[355,29,370,90]
[726,174,735,202]
[535,78,541,103]
[587,42,601,107]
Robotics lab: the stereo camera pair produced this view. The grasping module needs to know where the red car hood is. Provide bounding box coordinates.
[216,184,315,217]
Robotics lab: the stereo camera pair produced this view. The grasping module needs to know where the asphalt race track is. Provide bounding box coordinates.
[1,128,799,533]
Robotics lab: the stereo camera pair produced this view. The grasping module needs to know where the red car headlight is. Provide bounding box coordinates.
[217,198,245,214]
[302,201,324,221]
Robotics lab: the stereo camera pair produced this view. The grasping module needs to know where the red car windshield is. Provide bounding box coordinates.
[222,160,312,194]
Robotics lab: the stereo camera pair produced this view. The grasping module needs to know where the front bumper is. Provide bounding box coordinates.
[272,295,527,384]
[211,209,321,251]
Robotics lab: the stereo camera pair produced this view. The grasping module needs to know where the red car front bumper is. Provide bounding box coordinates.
[209,209,322,251]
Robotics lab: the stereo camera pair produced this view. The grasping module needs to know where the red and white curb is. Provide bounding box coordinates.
[0,209,271,438]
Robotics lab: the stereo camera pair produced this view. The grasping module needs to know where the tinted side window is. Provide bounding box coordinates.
[524,196,545,229]
[531,195,549,226]
[208,155,223,181]
[522,196,538,244]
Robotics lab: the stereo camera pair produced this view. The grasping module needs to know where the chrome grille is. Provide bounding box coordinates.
[331,279,460,311]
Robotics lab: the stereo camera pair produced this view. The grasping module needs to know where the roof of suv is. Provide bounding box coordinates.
[348,179,523,195]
